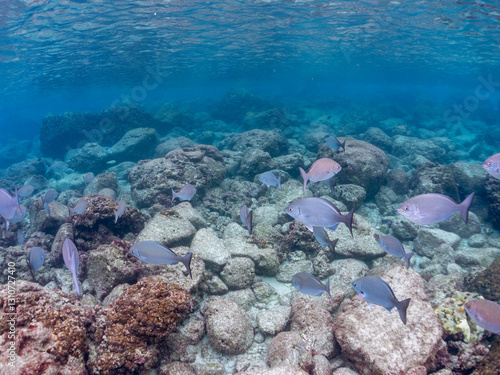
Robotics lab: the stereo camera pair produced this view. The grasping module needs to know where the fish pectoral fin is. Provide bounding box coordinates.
[366,302,372,309]
[306,225,314,232]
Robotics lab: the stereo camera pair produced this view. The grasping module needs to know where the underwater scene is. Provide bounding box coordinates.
[1,0,500,374]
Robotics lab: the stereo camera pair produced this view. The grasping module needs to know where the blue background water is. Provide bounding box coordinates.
[0,0,499,144]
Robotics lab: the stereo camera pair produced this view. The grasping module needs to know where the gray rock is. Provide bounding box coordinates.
[97,188,117,200]
[335,267,444,375]
[155,136,197,157]
[237,365,309,375]
[312,355,332,375]
[252,281,277,302]
[64,142,108,172]
[455,247,500,267]
[108,127,158,163]
[239,148,274,177]
[224,237,280,276]
[29,198,69,235]
[276,260,314,283]
[136,211,196,247]
[171,202,207,229]
[221,129,289,157]
[49,223,74,264]
[190,228,230,271]
[329,259,369,298]
[331,368,359,375]
[204,275,229,295]
[413,228,462,258]
[332,184,366,210]
[449,161,487,198]
[390,215,419,241]
[102,283,130,307]
[83,172,119,196]
[272,153,305,174]
[437,212,482,238]
[362,127,392,152]
[467,233,487,248]
[267,331,313,372]
[223,289,257,311]
[424,273,464,308]
[220,257,256,290]
[205,299,254,354]
[253,205,280,227]
[392,135,445,163]
[386,168,410,195]
[257,306,291,335]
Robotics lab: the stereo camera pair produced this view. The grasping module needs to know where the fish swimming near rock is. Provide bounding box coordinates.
[326,135,346,152]
[130,241,193,279]
[46,161,68,175]
[374,234,413,269]
[292,272,331,298]
[70,199,88,215]
[114,200,126,224]
[84,172,95,185]
[465,299,500,335]
[397,192,475,226]
[240,204,253,235]
[42,189,58,216]
[0,187,21,230]
[27,246,45,281]
[299,158,341,194]
[17,184,35,197]
[172,184,197,202]
[483,153,500,180]
[259,172,281,190]
[9,205,28,228]
[286,197,354,236]
[352,276,411,324]
[313,226,339,250]
[62,238,80,296]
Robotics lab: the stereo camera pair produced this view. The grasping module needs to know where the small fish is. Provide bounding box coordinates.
[259,172,281,190]
[42,189,58,205]
[374,234,413,269]
[352,276,411,324]
[27,246,46,281]
[7,204,28,230]
[313,226,339,249]
[69,199,88,215]
[107,160,117,165]
[84,172,95,185]
[17,229,24,246]
[172,184,197,202]
[240,204,253,235]
[465,299,500,335]
[130,241,193,278]
[397,192,475,226]
[292,272,331,298]
[62,238,80,296]
[299,158,341,194]
[114,200,126,224]
[285,197,354,236]
[483,153,500,180]
[326,135,346,152]
[0,187,20,224]
[18,184,35,197]
[46,161,68,174]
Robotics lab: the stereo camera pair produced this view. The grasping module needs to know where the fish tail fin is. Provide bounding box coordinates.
[341,140,346,152]
[114,210,118,224]
[459,192,475,223]
[326,278,332,299]
[277,176,282,191]
[405,252,414,269]
[329,238,339,251]
[344,206,355,237]
[299,167,308,194]
[396,298,411,325]
[248,211,253,235]
[171,188,178,201]
[181,252,193,279]
[73,273,81,296]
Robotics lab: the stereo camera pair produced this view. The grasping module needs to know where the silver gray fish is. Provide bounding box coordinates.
[70,199,88,215]
[0,187,20,223]
[292,272,331,298]
[465,299,500,335]
[84,172,95,185]
[62,238,80,296]
[114,200,126,224]
[352,276,411,324]
[299,158,341,194]
[18,184,35,197]
[397,192,475,226]
[130,241,193,278]
[374,234,413,269]
[313,226,339,250]
[483,153,500,180]
[27,246,46,282]
[42,189,58,205]
[326,135,346,152]
[259,172,281,190]
[285,197,354,235]
[172,184,197,202]
[46,161,68,174]
[240,204,253,235]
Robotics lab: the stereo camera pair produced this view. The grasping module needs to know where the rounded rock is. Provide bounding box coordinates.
[220,257,256,290]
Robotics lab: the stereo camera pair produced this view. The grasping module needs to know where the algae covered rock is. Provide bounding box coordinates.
[136,210,197,247]
[220,257,256,290]
[267,331,313,372]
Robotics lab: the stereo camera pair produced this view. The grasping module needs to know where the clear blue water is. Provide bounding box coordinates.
[1,0,499,142]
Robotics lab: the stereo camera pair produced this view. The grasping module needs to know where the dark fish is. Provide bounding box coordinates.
[130,241,193,279]
[84,172,95,185]
[285,197,354,236]
[397,192,475,226]
[313,226,338,250]
[299,158,341,194]
[352,276,411,324]
[46,161,68,174]
[172,184,197,202]
[62,238,80,296]
[292,272,331,298]
[465,299,500,335]
[240,204,253,235]
[70,199,88,215]
[42,189,58,205]
[27,246,46,282]
[114,201,126,224]
[326,135,346,152]
[18,184,35,197]
[259,172,281,190]
[483,153,500,180]
[374,234,413,269]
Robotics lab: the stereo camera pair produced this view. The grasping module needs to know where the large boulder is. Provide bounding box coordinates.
[219,129,288,157]
[392,135,446,163]
[129,145,226,208]
[335,267,445,375]
[64,142,109,172]
[107,127,159,163]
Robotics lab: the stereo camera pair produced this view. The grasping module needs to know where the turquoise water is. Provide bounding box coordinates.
[1,1,500,374]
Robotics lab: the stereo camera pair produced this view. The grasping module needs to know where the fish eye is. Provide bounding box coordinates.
[404,206,409,211]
